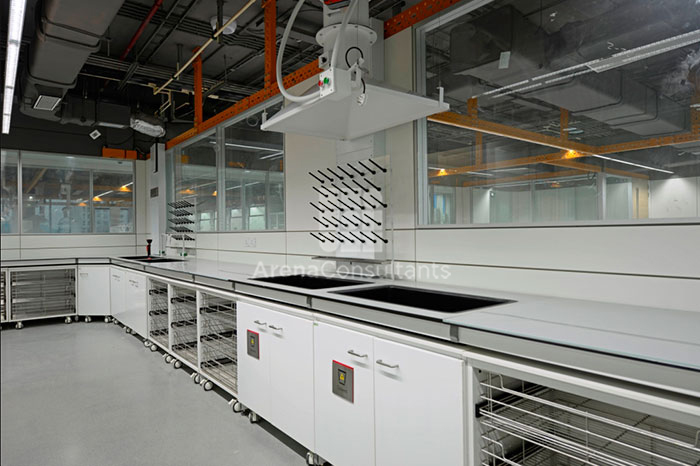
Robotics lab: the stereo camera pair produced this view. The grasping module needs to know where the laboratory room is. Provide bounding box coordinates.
[1,0,699,464]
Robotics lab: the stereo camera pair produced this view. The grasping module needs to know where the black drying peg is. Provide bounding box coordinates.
[344,215,359,227]
[349,164,364,176]
[364,213,381,226]
[310,232,326,243]
[368,159,387,173]
[360,196,376,208]
[313,186,328,198]
[328,200,344,212]
[320,185,336,196]
[327,168,343,180]
[349,198,364,210]
[337,216,349,227]
[358,160,376,175]
[318,170,334,182]
[331,183,347,195]
[338,166,354,178]
[328,232,344,243]
[353,214,370,227]
[310,202,324,213]
[319,232,334,243]
[353,179,370,193]
[370,194,387,208]
[349,232,365,243]
[325,216,339,227]
[313,216,329,227]
[342,181,358,194]
[338,199,354,211]
[372,231,389,243]
[360,231,377,243]
[338,232,354,243]
[318,201,333,212]
[309,172,324,183]
[365,179,381,191]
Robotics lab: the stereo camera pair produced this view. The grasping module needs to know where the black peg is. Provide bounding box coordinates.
[342,181,358,194]
[338,166,354,178]
[353,179,370,193]
[325,216,339,227]
[349,232,365,243]
[318,201,334,212]
[319,232,334,243]
[353,214,370,227]
[349,164,364,176]
[368,159,387,173]
[310,232,325,243]
[349,198,364,210]
[331,183,347,195]
[327,168,343,180]
[370,194,387,208]
[313,186,328,198]
[309,172,324,183]
[372,231,389,243]
[320,185,335,196]
[358,160,376,175]
[364,213,381,226]
[344,215,359,227]
[328,200,344,212]
[318,170,334,182]
[360,196,376,208]
[310,202,324,213]
[360,231,377,243]
[337,216,349,227]
[313,216,329,227]
[365,179,381,191]
[338,232,354,243]
[328,232,344,243]
[338,199,354,211]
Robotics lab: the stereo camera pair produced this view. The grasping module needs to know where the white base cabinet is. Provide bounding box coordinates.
[111,267,147,337]
[109,267,125,319]
[77,266,111,316]
[237,302,315,450]
[314,322,466,466]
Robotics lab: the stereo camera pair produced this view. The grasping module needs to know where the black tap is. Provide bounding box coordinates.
[146,239,153,257]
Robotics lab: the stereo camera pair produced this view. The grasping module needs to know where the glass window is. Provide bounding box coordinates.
[223,102,285,231]
[174,134,218,232]
[1,150,19,234]
[92,159,134,233]
[418,0,700,225]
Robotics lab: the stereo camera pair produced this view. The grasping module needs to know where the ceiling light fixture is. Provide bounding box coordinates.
[2,0,27,134]
[590,154,673,174]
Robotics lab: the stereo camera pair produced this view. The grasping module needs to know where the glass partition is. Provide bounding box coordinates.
[417,0,700,226]
[92,158,135,232]
[175,133,218,232]
[1,150,19,234]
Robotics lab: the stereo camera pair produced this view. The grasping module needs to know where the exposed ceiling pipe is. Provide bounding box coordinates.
[120,0,164,60]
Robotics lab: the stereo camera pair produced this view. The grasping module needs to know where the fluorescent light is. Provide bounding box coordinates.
[2,0,27,134]
[210,140,282,152]
[590,154,673,174]
[429,166,494,177]
[259,151,284,160]
[121,182,133,188]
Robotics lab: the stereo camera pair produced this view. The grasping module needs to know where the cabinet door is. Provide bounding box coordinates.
[314,322,375,466]
[237,302,272,419]
[374,338,465,466]
[109,268,125,322]
[268,310,315,450]
[78,266,111,316]
[124,271,148,337]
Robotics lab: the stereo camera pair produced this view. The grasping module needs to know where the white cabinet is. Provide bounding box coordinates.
[314,322,375,466]
[374,338,465,466]
[237,302,315,450]
[77,266,111,316]
[123,271,148,337]
[110,267,125,320]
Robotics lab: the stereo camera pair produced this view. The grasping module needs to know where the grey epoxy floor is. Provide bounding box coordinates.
[1,320,306,466]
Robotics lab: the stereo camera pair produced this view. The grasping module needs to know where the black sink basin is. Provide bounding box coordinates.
[120,256,184,263]
[332,285,510,313]
[251,274,369,289]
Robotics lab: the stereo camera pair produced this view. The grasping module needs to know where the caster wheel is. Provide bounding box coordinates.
[306,452,320,466]
[65,317,72,324]
[150,344,158,352]
[193,374,201,384]
[15,322,24,329]
[144,340,151,348]
[248,411,260,424]
[165,355,173,364]
[202,380,213,391]
[232,401,244,413]
[173,360,182,369]
[85,316,92,323]
[104,316,110,323]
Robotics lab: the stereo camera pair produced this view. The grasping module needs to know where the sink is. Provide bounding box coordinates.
[119,256,184,263]
[251,274,369,289]
[331,285,511,313]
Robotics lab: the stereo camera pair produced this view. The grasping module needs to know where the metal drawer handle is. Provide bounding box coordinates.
[376,359,399,369]
[347,349,367,358]
[269,325,283,331]
[254,320,267,326]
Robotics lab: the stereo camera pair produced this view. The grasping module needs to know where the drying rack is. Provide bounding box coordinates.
[199,293,237,394]
[1,270,6,323]
[477,371,700,466]
[170,286,198,366]
[148,280,169,349]
[9,268,76,323]
[167,200,196,255]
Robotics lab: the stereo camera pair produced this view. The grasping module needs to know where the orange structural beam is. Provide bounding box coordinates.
[545,159,649,180]
[384,0,463,39]
[461,169,582,188]
[429,150,585,178]
[263,0,276,89]
[193,47,203,128]
[596,132,699,154]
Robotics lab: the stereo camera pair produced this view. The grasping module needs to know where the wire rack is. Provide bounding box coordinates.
[10,269,76,320]
[199,293,237,393]
[1,270,6,323]
[148,280,169,348]
[170,286,198,365]
[477,372,700,466]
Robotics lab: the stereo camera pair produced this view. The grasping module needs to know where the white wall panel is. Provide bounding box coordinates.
[20,246,137,259]
[20,234,136,249]
[1,249,20,261]
[1,235,20,249]
[650,177,699,218]
[217,232,286,254]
